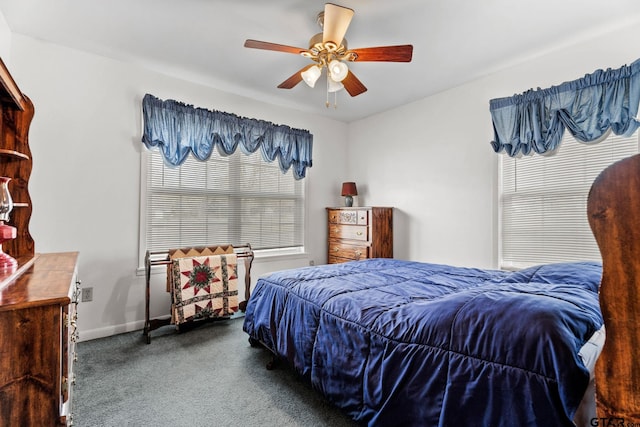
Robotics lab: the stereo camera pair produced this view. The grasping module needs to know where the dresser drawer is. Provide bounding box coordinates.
[328,255,356,264]
[328,209,369,225]
[329,224,369,241]
[328,241,369,260]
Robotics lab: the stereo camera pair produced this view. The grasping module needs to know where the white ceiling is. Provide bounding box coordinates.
[2,0,640,122]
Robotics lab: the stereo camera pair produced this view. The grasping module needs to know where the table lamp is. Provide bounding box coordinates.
[341,182,357,207]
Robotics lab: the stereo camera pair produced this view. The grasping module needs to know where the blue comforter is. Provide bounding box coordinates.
[243,259,603,426]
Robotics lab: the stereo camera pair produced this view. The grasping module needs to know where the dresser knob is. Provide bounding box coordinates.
[356,231,363,236]
[334,247,339,252]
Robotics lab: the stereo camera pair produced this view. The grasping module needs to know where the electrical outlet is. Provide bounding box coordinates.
[82,287,93,302]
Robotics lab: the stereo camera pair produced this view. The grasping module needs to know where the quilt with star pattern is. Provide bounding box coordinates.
[171,254,239,325]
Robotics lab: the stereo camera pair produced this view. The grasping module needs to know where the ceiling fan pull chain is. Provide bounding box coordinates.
[325,72,339,109]
[326,73,330,108]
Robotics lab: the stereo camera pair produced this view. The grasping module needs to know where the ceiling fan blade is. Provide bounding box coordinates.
[244,39,307,55]
[350,45,413,62]
[342,71,367,97]
[323,3,354,46]
[277,65,315,89]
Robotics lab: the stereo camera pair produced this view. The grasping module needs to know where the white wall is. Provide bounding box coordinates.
[0,10,11,61]
[8,35,349,340]
[348,21,640,269]
[348,88,498,268]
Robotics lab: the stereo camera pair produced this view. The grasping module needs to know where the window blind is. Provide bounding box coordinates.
[144,148,305,253]
[500,131,638,269]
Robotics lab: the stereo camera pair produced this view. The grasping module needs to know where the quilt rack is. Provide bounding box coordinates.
[143,243,254,344]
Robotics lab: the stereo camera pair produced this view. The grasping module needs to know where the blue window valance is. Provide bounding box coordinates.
[490,58,640,157]
[141,94,313,179]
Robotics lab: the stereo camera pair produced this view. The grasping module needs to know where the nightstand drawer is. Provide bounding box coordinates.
[329,241,368,260]
[329,224,368,241]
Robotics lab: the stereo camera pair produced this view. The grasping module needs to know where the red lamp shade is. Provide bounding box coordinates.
[341,182,358,196]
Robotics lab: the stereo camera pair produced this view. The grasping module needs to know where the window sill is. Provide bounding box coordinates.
[253,247,306,261]
[136,248,309,276]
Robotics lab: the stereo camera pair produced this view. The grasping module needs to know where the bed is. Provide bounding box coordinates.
[243,153,640,426]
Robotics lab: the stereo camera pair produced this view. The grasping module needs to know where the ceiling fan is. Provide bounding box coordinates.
[244,3,413,104]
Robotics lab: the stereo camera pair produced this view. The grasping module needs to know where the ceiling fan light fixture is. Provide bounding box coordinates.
[328,59,348,82]
[327,77,344,93]
[301,65,322,87]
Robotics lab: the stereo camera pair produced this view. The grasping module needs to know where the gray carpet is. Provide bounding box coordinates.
[72,318,359,427]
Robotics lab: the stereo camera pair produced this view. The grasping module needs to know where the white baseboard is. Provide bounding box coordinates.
[78,319,151,342]
[78,312,245,342]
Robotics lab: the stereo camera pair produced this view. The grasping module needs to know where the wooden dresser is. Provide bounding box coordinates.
[326,207,393,264]
[0,252,80,426]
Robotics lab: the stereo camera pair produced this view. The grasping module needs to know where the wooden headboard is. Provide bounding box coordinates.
[587,153,640,421]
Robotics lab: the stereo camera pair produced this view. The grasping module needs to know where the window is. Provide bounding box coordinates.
[141,148,305,261]
[499,131,639,269]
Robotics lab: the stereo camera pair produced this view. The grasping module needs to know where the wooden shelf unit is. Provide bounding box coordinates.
[0,57,35,263]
